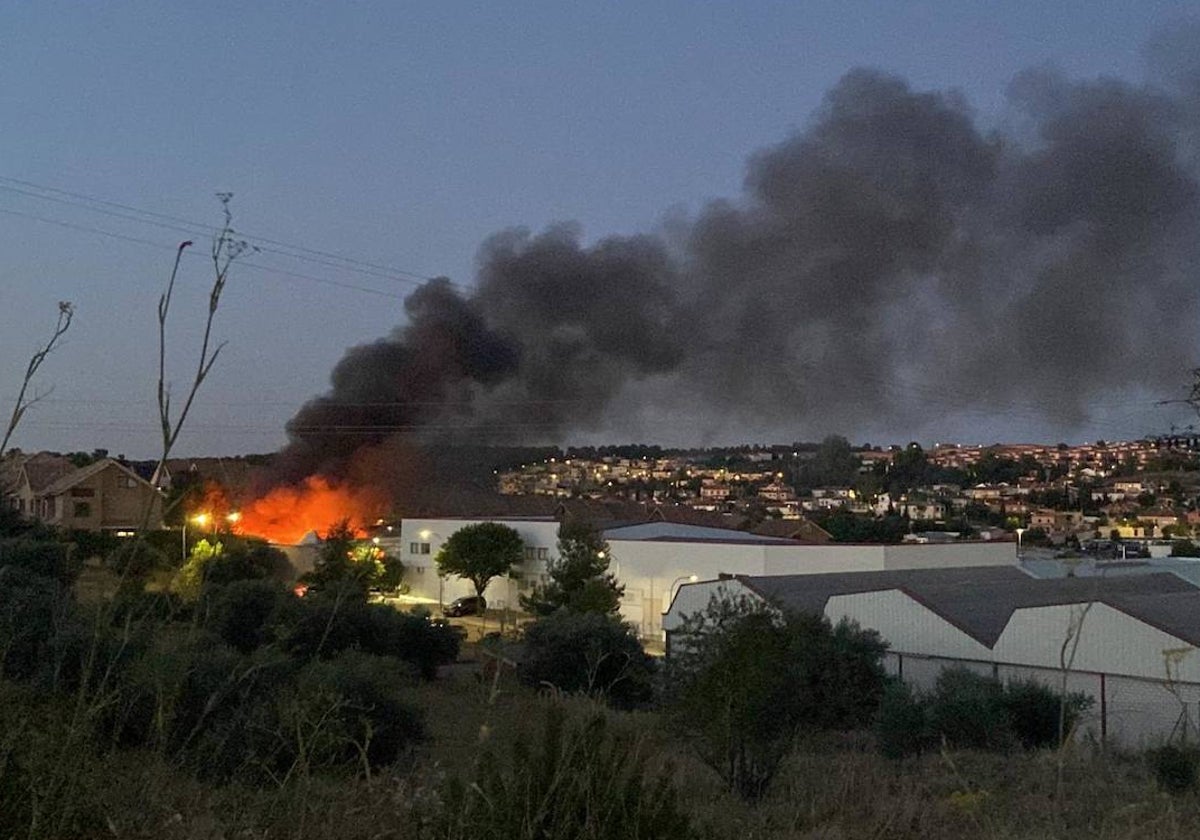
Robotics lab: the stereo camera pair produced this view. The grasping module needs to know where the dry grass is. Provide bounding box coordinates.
[20,588,1200,839]
[11,662,1200,839]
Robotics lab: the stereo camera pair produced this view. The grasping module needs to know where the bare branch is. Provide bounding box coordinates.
[1,300,74,455]
[152,195,252,484]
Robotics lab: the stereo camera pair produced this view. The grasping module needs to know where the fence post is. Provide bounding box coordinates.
[1100,672,1107,745]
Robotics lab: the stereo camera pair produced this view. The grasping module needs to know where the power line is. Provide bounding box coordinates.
[0,174,454,288]
[0,205,410,300]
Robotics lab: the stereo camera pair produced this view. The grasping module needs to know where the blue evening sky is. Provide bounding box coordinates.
[1,2,1196,456]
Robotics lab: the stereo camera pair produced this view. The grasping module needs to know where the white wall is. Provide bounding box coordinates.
[661,579,761,632]
[996,602,1200,683]
[395,515,1013,635]
[825,589,993,661]
[663,575,1200,746]
[763,544,884,575]
[396,517,561,608]
[883,542,1015,569]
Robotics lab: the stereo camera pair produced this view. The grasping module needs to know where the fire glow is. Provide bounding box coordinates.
[234,475,387,545]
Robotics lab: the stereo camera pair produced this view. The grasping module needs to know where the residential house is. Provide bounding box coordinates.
[2,453,163,532]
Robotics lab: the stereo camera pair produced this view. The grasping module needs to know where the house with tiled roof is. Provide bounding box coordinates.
[2,453,162,532]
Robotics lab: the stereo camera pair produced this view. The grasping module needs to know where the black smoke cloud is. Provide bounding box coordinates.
[282,39,1200,478]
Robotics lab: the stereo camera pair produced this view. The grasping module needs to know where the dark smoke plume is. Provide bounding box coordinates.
[281,34,1200,479]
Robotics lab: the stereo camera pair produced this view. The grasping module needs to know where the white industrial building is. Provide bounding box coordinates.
[393,516,1015,638]
[664,566,1200,745]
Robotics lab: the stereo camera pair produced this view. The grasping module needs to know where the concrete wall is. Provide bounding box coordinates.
[883,541,1015,569]
[826,589,994,661]
[396,517,561,609]
[395,515,1014,635]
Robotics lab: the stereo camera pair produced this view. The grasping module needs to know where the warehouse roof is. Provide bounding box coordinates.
[732,566,1199,647]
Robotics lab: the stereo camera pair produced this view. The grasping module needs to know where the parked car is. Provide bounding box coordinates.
[443,595,486,617]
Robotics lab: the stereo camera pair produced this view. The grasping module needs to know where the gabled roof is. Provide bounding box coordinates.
[38,458,155,497]
[2,452,75,494]
[733,566,1200,648]
[751,518,832,542]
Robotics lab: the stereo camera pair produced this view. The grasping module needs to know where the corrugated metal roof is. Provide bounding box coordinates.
[734,566,1200,647]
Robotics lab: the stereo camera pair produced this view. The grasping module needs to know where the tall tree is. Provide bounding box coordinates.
[435,521,524,601]
[521,522,624,615]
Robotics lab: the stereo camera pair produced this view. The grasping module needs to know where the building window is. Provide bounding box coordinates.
[409,542,430,555]
[70,487,95,498]
[73,501,91,518]
[523,546,536,562]
[536,547,549,561]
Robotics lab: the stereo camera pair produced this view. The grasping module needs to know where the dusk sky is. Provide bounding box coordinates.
[4,2,1200,459]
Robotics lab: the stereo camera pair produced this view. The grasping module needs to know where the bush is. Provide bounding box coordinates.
[875,680,929,759]
[66,529,122,562]
[666,595,887,800]
[877,668,1095,757]
[518,611,654,709]
[0,565,73,680]
[1002,678,1091,748]
[0,537,80,585]
[1150,744,1199,794]
[276,651,424,774]
[432,702,696,839]
[202,578,292,653]
[280,592,460,678]
[926,667,1013,751]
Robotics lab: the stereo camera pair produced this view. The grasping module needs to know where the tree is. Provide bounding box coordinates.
[518,611,654,708]
[300,519,400,595]
[796,434,859,489]
[520,522,623,615]
[435,521,523,601]
[666,594,887,801]
[171,535,288,600]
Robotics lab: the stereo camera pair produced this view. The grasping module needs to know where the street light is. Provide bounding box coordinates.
[1016,527,1026,559]
[182,512,211,563]
[666,574,699,608]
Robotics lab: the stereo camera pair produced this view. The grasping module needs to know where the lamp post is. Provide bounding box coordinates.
[666,574,699,609]
[1016,527,1026,559]
[182,512,211,564]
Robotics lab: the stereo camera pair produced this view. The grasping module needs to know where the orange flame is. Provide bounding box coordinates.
[234,476,387,545]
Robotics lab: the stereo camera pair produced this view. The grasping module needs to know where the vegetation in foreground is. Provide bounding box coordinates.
[5,513,1200,839]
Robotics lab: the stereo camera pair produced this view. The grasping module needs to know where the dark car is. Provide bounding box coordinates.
[443,596,486,617]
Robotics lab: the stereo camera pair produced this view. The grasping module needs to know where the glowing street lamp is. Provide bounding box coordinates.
[667,574,699,607]
[182,512,211,563]
[1016,527,1026,558]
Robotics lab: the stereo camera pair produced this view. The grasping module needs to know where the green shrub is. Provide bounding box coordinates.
[432,703,696,839]
[66,529,122,563]
[879,668,1094,757]
[926,667,1013,751]
[666,596,887,800]
[174,536,288,601]
[202,578,292,653]
[875,680,929,759]
[1001,678,1092,748]
[280,592,460,678]
[275,651,424,774]
[518,611,655,709]
[1150,744,1199,794]
[0,566,72,680]
[0,537,79,585]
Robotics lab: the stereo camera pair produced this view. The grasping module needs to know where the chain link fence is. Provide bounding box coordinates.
[885,651,1200,746]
